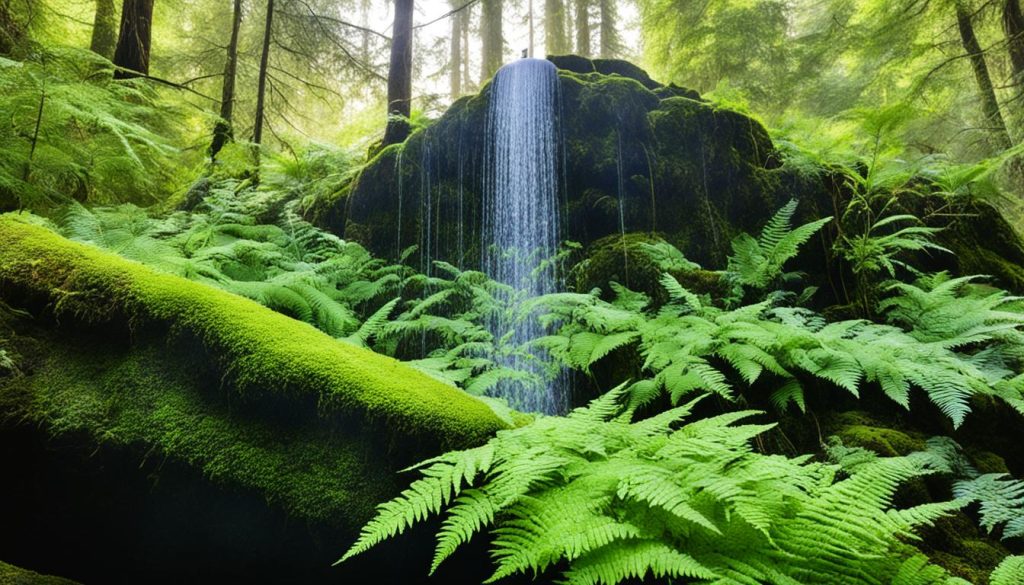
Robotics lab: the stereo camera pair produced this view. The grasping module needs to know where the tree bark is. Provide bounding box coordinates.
[210,0,243,160]
[253,0,274,147]
[956,2,1013,151]
[574,0,590,57]
[528,0,535,57]
[450,0,462,99]
[1005,0,1024,85]
[480,0,503,80]
[0,1,25,55]
[90,0,118,59]
[598,0,617,58]
[545,0,568,55]
[383,0,413,146]
[113,0,155,79]
[462,4,472,90]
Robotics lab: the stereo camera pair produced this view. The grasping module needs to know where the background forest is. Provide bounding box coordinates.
[3,1,1024,585]
[3,0,1024,211]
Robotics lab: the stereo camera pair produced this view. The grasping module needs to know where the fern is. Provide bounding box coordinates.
[339,387,965,584]
[723,199,832,294]
[536,269,1024,426]
[923,437,1024,541]
[990,556,1024,585]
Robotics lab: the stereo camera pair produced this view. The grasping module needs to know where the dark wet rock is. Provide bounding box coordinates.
[309,55,1024,296]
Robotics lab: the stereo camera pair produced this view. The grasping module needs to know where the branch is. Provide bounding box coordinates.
[112,67,219,102]
[284,0,390,40]
[414,0,481,30]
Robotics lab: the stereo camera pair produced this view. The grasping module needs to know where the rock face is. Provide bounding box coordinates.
[312,55,1024,296]
[314,56,791,274]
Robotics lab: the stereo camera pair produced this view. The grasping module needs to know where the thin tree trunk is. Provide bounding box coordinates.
[383,0,413,146]
[1005,0,1024,85]
[956,2,1014,151]
[90,0,118,59]
[598,0,617,58]
[22,90,44,184]
[528,0,534,57]
[545,0,568,55]
[113,0,154,78]
[575,0,590,57]
[450,0,462,99]
[254,0,274,147]
[360,0,371,62]
[462,5,472,90]
[210,0,243,160]
[481,0,503,80]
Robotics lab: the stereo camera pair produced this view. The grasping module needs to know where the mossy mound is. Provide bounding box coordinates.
[0,216,507,449]
[0,216,510,581]
[318,55,1024,298]
[0,561,80,585]
[573,231,727,301]
[326,55,793,271]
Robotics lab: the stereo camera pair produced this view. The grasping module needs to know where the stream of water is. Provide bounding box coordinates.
[482,58,567,414]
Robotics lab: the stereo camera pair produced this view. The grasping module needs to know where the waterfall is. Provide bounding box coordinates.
[482,58,567,415]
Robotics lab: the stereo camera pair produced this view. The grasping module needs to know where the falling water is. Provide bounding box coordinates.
[615,126,629,287]
[482,58,567,414]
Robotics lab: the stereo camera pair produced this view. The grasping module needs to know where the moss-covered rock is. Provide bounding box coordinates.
[0,216,509,529]
[0,215,518,582]
[828,411,928,457]
[0,216,507,446]
[0,561,80,585]
[323,56,1024,300]
[329,55,793,272]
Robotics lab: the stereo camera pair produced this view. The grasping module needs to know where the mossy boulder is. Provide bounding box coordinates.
[317,56,1024,297]
[323,56,794,272]
[0,216,510,583]
[573,231,727,301]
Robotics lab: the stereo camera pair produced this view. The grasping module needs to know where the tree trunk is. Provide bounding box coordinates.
[210,0,243,160]
[360,0,371,63]
[383,0,414,146]
[1005,0,1024,85]
[598,0,617,58]
[0,1,26,55]
[462,5,472,90]
[450,0,462,99]
[253,0,274,147]
[575,0,590,57]
[528,0,535,57]
[481,0,503,80]
[90,0,118,59]
[956,2,1013,151]
[545,0,568,55]
[113,0,155,78]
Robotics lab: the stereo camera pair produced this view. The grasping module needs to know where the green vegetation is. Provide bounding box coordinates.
[0,215,508,446]
[3,0,1024,583]
[0,560,80,585]
[340,386,969,584]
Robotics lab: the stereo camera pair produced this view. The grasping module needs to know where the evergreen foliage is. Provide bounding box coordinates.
[0,46,178,211]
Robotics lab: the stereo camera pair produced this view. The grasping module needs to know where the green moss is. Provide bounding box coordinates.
[3,336,394,525]
[968,450,1011,475]
[923,513,1010,584]
[574,232,664,296]
[0,217,508,449]
[0,560,80,585]
[829,412,927,457]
